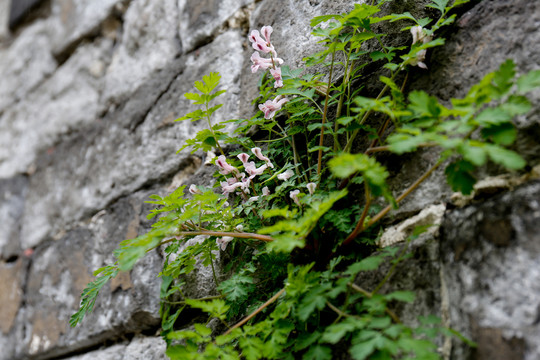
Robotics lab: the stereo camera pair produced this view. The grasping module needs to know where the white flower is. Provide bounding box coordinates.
[277,169,294,181]
[307,182,316,195]
[262,186,270,196]
[216,236,234,251]
[290,189,301,206]
[189,184,203,195]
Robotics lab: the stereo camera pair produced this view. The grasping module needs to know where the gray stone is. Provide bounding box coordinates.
[18,190,163,359]
[0,38,112,179]
[441,180,540,360]
[0,20,56,114]
[0,176,27,259]
[49,0,124,56]
[101,0,181,108]
[67,336,167,360]
[19,30,244,249]
[177,0,253,53]
[0,0,9,41]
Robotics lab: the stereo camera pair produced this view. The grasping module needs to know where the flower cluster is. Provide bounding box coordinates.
[249,26,284,87]
[409,26,433,69]
[249,25,289,120]
[215,147,274,197]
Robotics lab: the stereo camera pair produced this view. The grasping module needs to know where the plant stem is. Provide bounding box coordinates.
[224,287,286,335]
[317,50,336,176]
[366,160,442,229]
[205,104,225,156]
[342,159,442,246]
[162,294,223,305]
[150,231,275,252]
[208,247,220,288]
[342,183,372,246]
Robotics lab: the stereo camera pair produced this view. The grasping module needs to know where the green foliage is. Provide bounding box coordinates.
[71,1,540,359]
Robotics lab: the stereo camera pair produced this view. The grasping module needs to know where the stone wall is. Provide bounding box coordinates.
[0,0,539,359]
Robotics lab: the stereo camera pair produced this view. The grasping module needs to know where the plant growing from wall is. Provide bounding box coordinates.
[71,0,540,358]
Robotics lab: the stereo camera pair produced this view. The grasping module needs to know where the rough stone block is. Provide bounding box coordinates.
[49,0,123,56]
[0,20,56,114]
[19,30,244,250]
[0,175,27,259]
[67,336,167,360]
[0,38,112,179]
[102,0,181,108]
[19,190,163,359]
[177,0,252,53]
[441,180,540,360]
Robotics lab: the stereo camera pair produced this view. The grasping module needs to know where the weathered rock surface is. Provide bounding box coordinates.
[19,30,244,250]
[67,335,167,360]
[178,0,253,53]
[0,176,27,259]
[102,0,181,108]
[0,38,111,179]
[0,20,56,115]
[12,189,164,360]
[49,0,124,57]
[441,180,540,360]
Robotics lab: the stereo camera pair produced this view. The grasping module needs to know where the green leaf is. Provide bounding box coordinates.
[322,318,365,344]
[385,291,416,303]
[459,142,487,166]
[311,14,341,27]
[184,298,229,320]
[481,123,517,146]
[329,153,391,199]
[302,345,333,360]
[475,107,512,127]
[517,69,540,93]
[70,265,119,327]
[345,254,386,275]
[218,274,254,302]
[445,160,476,195]
[426,0,449,14]
[501,95,532,116]
[485,145,526,170]
[408,90,441,117]
[349,337,377,360]
[493,59,515,95]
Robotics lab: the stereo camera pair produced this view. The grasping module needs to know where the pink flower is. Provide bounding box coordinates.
[247,196,260,203]
[262,186,270,196]
[250,52,273,73]
[215,155,239,175]
[258,95,288,119]
[248,30,276,56]
[189,184,203,195]
[250,52,284,73]
[221,181,244,194]
[261,25,273,43]
[290,190,301,206]
[251,147,274,168]
[277,169,294,181]
[270,67,283,88]
[216,236,234,251]
[307,182,316,195]
[237,153,250,164]
[244,161,268,178]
